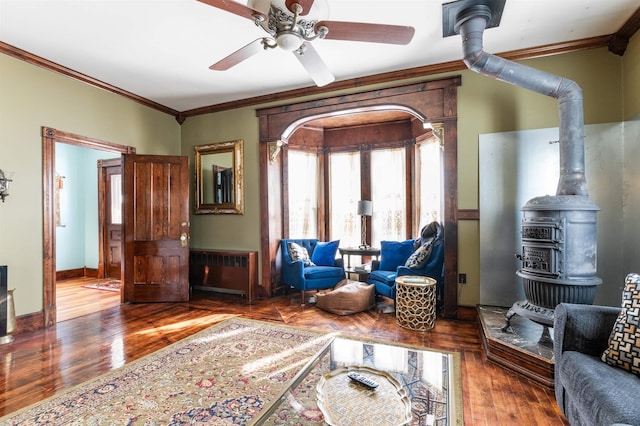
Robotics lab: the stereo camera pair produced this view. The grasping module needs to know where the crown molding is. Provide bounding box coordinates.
[0,41,179,118]
[0,25,632,122]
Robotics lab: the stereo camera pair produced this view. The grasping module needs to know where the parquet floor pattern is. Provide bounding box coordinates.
[1,280,569,425]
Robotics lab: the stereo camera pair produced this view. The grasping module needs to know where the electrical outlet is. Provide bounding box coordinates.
[458,273,467,284]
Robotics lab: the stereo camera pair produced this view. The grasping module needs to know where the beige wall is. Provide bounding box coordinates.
[0,54,181,316]
[1,39,637,317]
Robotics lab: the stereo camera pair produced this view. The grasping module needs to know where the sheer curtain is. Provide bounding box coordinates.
[329,151,361,247]
[288,150,318,238]
[415,136,443,232]
[371,147,406,245]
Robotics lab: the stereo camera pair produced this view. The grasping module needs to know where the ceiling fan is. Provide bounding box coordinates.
[197,0,415,86]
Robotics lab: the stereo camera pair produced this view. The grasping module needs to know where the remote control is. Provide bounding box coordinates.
[347,372,379,389]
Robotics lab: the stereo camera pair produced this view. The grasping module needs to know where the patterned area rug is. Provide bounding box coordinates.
[82,280,121,292]
[0,318,333,425]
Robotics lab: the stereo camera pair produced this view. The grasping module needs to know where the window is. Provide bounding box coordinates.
[287,150,318,238]
[287,141,442,246]
[329,151,361,247]
[415,135,443,231]
[371,147,406,244]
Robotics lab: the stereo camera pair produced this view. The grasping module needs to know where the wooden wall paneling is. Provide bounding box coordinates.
[319,148,328,241]
[405,139,415,239]
[441,119,459,318]
[323,120,413,148]
[256,78,462,143]
[258,117,277,295]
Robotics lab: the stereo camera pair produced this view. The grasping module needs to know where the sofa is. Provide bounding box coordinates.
[367,222,445,302]
[554,302,640,425]
[280,238,345,304]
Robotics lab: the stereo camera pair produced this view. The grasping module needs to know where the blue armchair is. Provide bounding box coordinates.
[280,239,345,304]
[368,222,445,303]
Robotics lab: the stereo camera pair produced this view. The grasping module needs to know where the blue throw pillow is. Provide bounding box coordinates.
[379,240,414,271]
[311,240,340,266]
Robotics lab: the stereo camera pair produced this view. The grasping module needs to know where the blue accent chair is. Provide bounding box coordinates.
[368,223,445,304]
[280,239,345,304]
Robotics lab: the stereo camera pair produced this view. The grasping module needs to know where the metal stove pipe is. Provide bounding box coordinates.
[455,5,588,197]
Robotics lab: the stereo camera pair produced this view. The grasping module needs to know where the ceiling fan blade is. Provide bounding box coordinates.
[285,0,315,16]
[210,39,266,71]
[293,42,335,87]
[315,21,415,45]
[197,0,265,21]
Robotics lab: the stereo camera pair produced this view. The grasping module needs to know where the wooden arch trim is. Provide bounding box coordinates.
[256,76,462,318]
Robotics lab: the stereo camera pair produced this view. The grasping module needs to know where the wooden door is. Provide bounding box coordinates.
[98,159,123,279]
[122,154,190,303]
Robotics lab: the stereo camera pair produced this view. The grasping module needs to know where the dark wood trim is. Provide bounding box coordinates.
[458,209,480,220]
[55,268,100,281]
[0,42,179,119]
[15,311,45,335]
[42,127,135,328]
[56,268,85,281]
[442,119,459,319]
[183,35,616,118]
[608,6,640,55]
[84,268,99,278]
[3,32,630,120]
[258,77,462,318]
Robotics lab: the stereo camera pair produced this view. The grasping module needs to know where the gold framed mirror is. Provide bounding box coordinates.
[194,139,244,214]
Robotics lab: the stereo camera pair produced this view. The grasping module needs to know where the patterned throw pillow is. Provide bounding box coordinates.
[287,242,315,266]
[601,273,640,377]
[405,241,433,269]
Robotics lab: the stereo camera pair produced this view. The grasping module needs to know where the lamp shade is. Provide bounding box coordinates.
[357,200,372,216]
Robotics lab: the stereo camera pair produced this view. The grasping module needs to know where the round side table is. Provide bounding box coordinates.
[395,276,437,331]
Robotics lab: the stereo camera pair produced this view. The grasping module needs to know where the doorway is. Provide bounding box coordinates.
[98,159,123,280]
[42,127,135,327]
[54,145,122,321]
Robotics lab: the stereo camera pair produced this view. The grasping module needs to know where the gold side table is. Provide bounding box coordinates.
[395,275,437,331]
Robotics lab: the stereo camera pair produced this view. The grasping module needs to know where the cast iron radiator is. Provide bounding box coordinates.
[189,249,258,303]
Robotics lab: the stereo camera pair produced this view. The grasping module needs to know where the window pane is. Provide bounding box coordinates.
[329,151,361,248]
[110,174,122,225]
[288,150,318,238]
[371,148,406,244]
[416,136,443,231]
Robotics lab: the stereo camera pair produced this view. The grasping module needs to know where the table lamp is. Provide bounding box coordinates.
[357,200,372,249]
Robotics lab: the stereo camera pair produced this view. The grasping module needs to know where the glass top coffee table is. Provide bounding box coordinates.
[252,336,462,425]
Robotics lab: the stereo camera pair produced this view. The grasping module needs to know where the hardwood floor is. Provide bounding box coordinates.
[56,277,121,322]
[3,284,569,425]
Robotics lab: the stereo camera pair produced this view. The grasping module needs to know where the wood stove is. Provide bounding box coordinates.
[509,195,602,326]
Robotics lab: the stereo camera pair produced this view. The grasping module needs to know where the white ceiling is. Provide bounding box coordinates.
[1,0,638,113]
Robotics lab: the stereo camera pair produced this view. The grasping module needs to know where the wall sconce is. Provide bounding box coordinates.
[0,169,12,202]
[357,200,373,249]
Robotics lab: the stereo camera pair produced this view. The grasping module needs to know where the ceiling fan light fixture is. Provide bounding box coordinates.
[276,31,303,51]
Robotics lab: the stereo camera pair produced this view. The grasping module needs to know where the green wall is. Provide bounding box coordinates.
[1,32,638,317]
[0,54,181,316]
[182,46,633,307]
